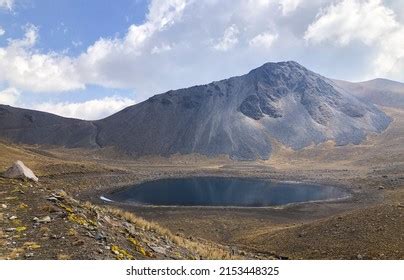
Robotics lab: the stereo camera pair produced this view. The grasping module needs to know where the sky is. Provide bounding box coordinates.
[0,0,403,120]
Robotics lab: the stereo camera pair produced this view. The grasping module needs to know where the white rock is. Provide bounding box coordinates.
[3,160,38,182]
[34,216,51,223]
[150,246,167,255]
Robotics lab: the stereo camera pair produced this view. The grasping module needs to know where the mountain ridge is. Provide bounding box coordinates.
[333,78,404,109]
[0,61,392,160]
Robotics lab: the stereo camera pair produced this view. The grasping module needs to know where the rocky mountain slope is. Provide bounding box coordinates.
[0,105,98,148]
[0,61,392,160]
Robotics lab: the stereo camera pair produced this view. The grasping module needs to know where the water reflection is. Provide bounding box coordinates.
[106,177,349,207]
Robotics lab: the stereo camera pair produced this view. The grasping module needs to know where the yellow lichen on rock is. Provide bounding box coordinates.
[58,203,74,213]
[15,226,27,232]
[67,228,78,236]
[128,237,154,258]
[24,242,41,250]
[68,213,89,226]
[18,203,29,210]
[110,245,134,260]
[67,213,96,228]
[54,190,67,198]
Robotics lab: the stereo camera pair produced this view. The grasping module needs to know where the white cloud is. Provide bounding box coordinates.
[304,0,404,81]
[0,24,84,92]
[1,6,192,92]
[75,0,188,90]
[373,26,404,79]
[0,84,136,120]
[0,0,14,10]
[8,24,38,48]
[213,24,240,51]
[304,0,398,45]
[0,27,5,36]
[0,0,361,98]
[279,0,303,15]
[0,0,305,97]
[33,96,136,120]
[250,0,272,6]
[249,32,278,48]
[151,43,172,54]
[1,0,404,110]
[0,87,20,106]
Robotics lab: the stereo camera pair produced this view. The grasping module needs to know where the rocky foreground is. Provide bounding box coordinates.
[0,176,267,260]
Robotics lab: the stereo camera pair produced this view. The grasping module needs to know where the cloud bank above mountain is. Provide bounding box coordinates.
[0,0,403,119]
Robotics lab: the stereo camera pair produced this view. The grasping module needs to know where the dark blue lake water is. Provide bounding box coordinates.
[105,177,349,207]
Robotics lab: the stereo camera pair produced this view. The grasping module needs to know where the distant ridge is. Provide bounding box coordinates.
[333,78,404,109]
[0,105,99,148]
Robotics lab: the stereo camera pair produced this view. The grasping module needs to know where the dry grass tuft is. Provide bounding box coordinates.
[105,206,236,259]
[80,201,236,259]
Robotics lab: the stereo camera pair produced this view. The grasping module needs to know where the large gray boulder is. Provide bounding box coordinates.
[3,160,38,182]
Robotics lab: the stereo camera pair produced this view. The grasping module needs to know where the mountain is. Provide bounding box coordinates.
[333,78,404,109]
[95,61,391,159]
[0,105,99,148]
[0,61,392,160]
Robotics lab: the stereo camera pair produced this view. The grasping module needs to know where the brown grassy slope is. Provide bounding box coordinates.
[240,196,404,259]
[0,140,110,177]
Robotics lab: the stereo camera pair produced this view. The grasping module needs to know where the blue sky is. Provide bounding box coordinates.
[0,0,148,54]
[0,0,403,120]
[0,0,147,114]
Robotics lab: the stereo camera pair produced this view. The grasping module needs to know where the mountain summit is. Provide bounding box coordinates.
[94,61,390,159]
[0,61,391,160]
